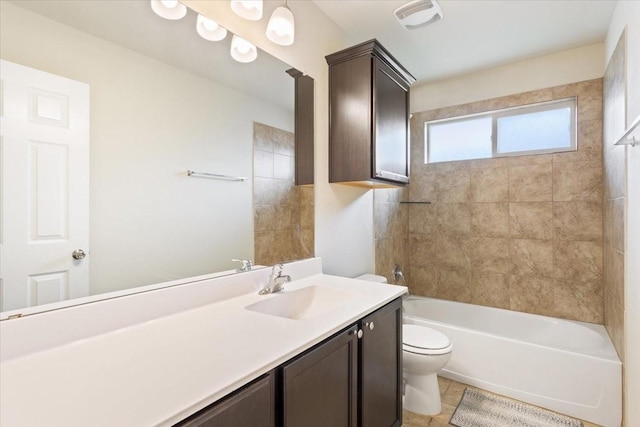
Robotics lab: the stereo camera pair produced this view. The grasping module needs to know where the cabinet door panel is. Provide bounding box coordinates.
[359,298,403,427]
[374,60,410,184]
[282,326,358,427]
[175,372,274,427]
[328,55,373,183]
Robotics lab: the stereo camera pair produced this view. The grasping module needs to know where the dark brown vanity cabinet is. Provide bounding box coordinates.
[175,372,275,427]
[175,298,402,427]
[326,40,415,187]
[281,298,402,427]
[359,298,403,427]
[281,325,359,426]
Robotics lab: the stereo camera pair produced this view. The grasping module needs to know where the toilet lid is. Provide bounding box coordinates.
[403,324,451,355]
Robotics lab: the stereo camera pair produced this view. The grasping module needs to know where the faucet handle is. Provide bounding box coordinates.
[232,259,253,272]
[271,263,284,275]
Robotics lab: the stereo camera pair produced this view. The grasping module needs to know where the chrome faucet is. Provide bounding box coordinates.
[233,259,253,273]
[259,264,291,295]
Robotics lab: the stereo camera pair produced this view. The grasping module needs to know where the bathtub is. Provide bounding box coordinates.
[403,296,621,427]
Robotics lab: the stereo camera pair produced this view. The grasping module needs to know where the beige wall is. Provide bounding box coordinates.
[378,80,604,323]
[253,123,314,265]
[411,43,605,113]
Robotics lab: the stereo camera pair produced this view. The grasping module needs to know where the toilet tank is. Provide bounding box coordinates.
[355,274,388,284]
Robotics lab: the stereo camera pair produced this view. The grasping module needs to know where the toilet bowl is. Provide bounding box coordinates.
[403,324,452,415]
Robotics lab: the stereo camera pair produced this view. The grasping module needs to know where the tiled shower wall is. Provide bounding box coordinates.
[376,79,605,323]
[253,122,314,265]
[603,33,626,360]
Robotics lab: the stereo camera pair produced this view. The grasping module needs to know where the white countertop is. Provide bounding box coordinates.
[0,263,406,426]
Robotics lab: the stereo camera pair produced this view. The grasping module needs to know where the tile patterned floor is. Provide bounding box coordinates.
[402,376,602,427]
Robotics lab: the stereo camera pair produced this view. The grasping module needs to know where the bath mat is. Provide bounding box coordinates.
[450,388,583,427]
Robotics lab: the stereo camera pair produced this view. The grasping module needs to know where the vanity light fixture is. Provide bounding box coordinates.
[230,35,258,63]
[196,14,228,41]
[150,0,187,20]
[230,0,263,21]
[266,0,295,46]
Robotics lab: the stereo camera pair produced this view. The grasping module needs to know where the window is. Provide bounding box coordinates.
[425,98,576,164]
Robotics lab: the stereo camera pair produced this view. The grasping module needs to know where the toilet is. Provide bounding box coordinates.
[355,274,453,416]
[402,324,452,415]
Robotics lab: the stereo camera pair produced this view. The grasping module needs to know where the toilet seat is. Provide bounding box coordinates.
[403,324,452,355]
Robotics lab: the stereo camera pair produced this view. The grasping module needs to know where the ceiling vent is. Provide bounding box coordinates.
[394,0,444,30]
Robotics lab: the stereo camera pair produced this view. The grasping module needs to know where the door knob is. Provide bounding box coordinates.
[72,249,86,260]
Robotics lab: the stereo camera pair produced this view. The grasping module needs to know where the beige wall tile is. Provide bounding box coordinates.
[409,233,436,267]
[509,202,553,239]
[254,149,274,178]
[553,161,602,201]
[253,122,275,152]
[554,280,603,323]
[604,289,625,361]
[613,249,625,307]
[470,167,509,202]
[437,235,472,269]
[436,169,471,202]
[509,163,553,202]
[409,172,437,202]
[553,201,603,242]
[273,153,292,180]
[472,271,510,309]
[407,264,437,297]
[409,203,437,234]
[437,266,471,303]
[604,144,626,200]
[437,203,471,235]
[254,204,276,232]
[471,237,511,274]
[553,240,603,283]
[471,203,510,238]
[508,275,555,316]
[508,155,552,167]
[407,79,604,323]
[612,197,625,252]
[510,239,554,278]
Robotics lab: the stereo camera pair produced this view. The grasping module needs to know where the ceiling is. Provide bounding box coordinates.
[312,0,617,85]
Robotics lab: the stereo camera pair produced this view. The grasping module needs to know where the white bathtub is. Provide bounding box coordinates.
[403,296,621,427]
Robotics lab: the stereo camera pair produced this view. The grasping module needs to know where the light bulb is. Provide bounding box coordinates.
[197,14,227,41]
[150,0,187,20]
[230,35,257,63]
[230,0,263,21]
[266,5,294,46]
[160,0,179,8]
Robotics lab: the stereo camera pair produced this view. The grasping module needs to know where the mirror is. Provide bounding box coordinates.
[0,0,314,316]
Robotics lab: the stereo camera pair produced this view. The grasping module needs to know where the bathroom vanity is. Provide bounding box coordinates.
[179,298,402,427]
[0,258,406,426]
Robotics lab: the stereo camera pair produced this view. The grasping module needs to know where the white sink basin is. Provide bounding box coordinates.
[245,285,358,320]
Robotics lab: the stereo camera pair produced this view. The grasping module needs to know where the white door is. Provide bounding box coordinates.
[0,60,90,313]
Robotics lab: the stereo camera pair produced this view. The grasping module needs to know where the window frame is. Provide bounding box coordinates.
[425,97,577,164]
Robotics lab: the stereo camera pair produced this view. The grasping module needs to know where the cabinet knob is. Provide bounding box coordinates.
[367,322,375,331]
[352,329,363,339]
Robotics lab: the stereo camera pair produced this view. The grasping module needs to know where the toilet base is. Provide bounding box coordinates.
[403,372,442,416]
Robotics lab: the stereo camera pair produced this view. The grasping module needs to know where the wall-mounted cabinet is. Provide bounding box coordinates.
[287,68,315,186]
[326,40,415,188]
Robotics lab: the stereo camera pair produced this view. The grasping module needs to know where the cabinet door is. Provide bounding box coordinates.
[359,298,403,427]
[175,372,274,427]
[373,59,410,184]
[282,326,359,427]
